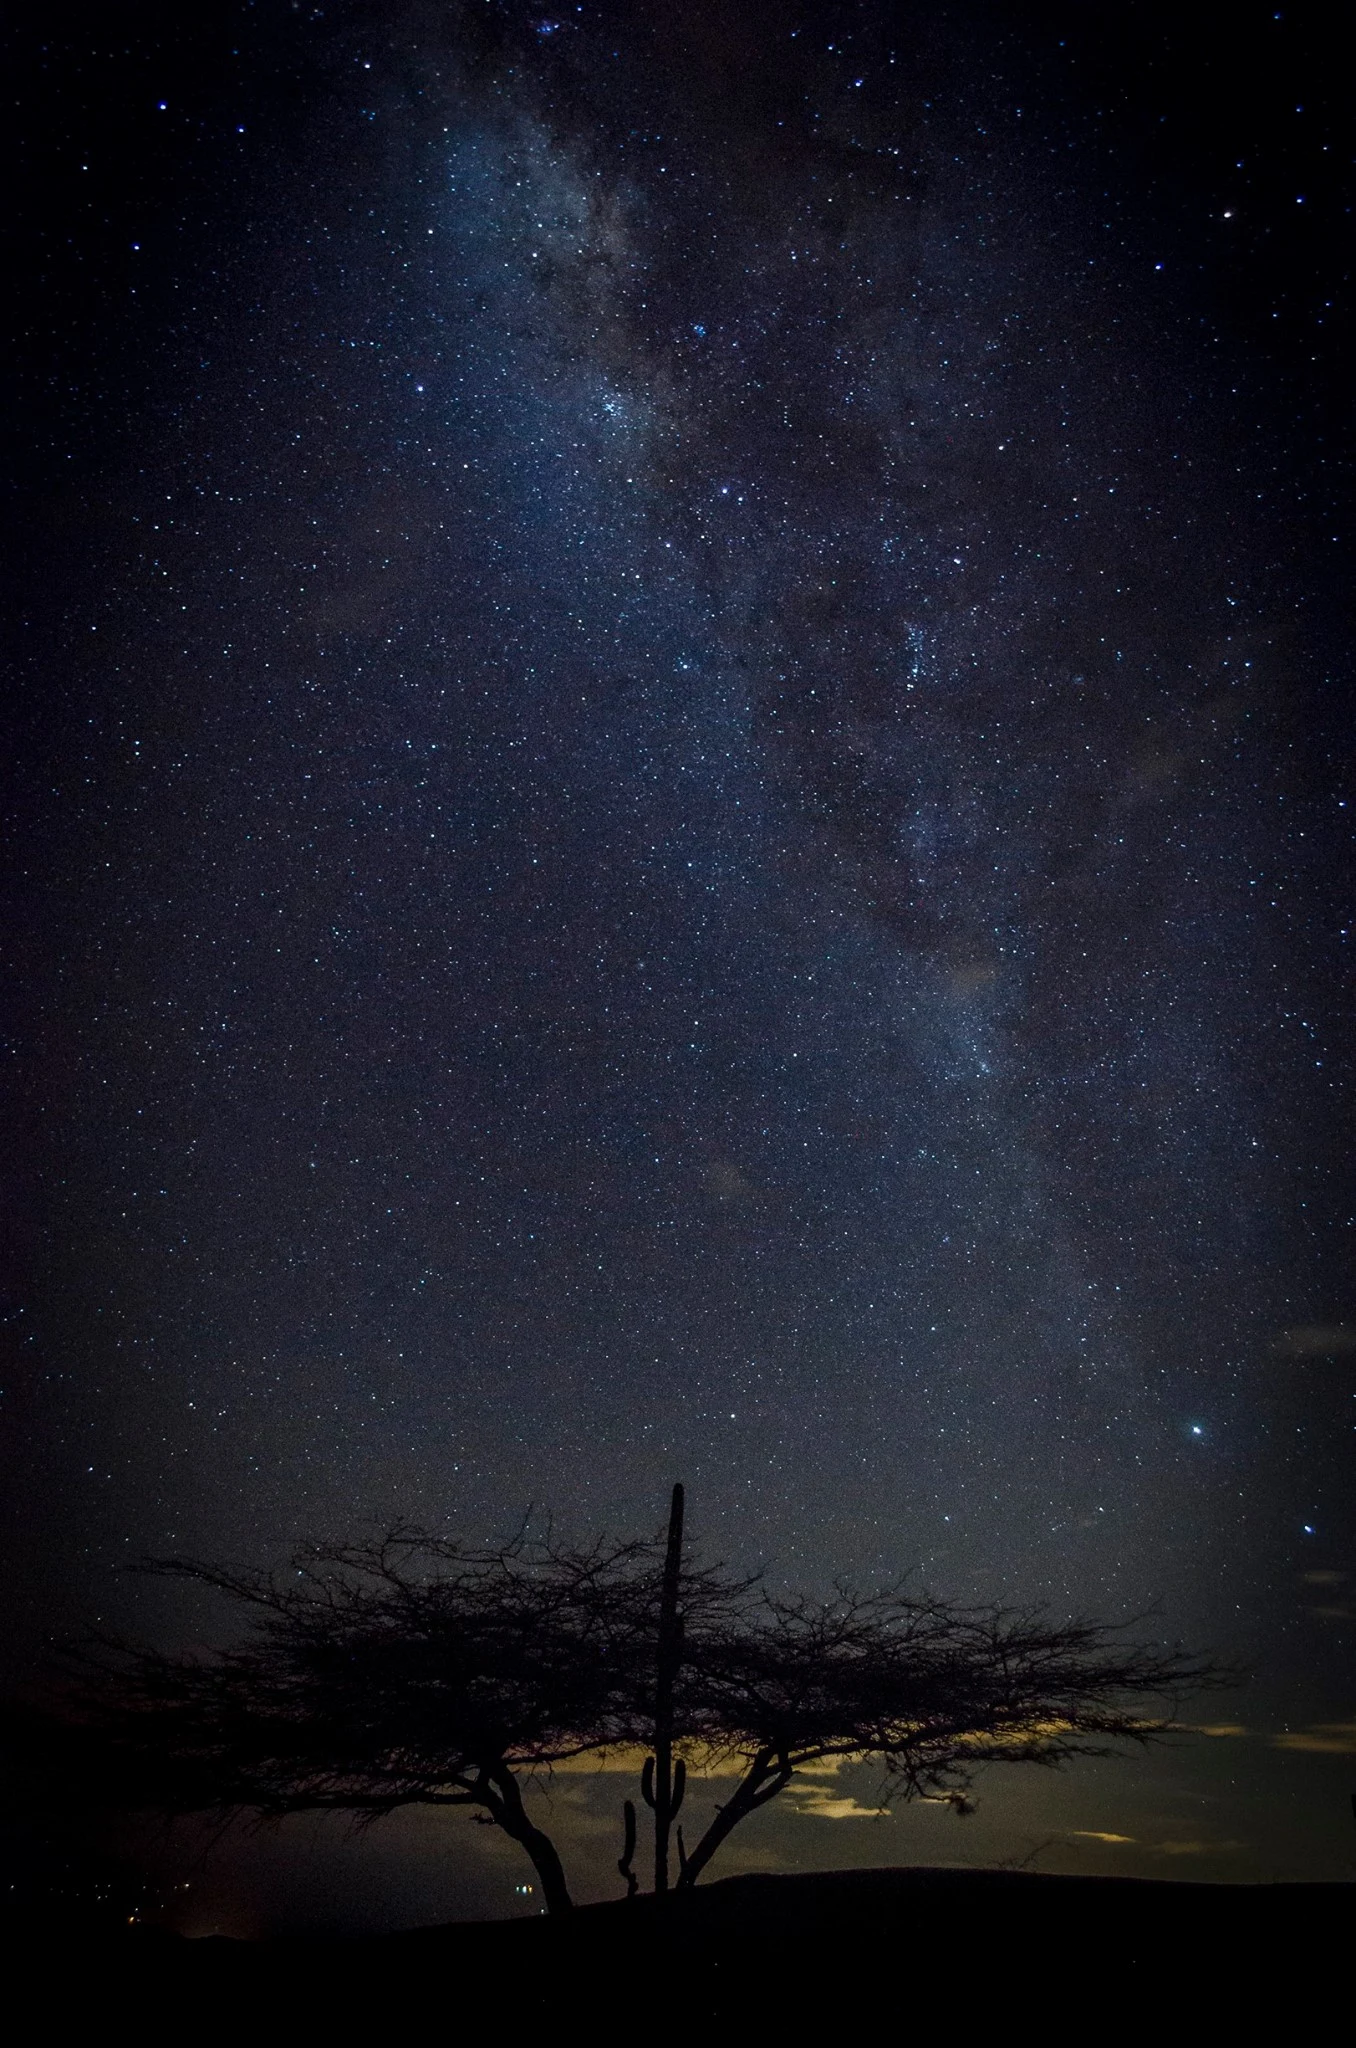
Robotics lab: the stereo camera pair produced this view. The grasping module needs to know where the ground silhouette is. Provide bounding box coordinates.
[8,1865,1344,2031]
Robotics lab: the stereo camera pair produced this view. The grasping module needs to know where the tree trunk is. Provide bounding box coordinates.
[510,1813,574,1917]
[484,1764,574,1914]
[676,1749,792,1889]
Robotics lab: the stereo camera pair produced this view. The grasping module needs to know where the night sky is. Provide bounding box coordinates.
[5,1,1354,1923]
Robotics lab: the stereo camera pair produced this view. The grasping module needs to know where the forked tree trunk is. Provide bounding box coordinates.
[675,1747,793,1889]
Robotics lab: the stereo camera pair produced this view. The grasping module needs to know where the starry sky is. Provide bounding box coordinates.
[4,1,1354,1919]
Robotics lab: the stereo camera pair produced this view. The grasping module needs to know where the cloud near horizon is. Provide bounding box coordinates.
[1271,1721,1356,1755]
[1155,1839,1247,1857]
[786,1789,891,1820]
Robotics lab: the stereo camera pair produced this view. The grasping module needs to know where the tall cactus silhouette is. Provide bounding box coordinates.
[641,1482,686,1894]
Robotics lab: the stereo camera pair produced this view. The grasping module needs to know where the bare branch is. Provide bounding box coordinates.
[14,1495,1231,1914]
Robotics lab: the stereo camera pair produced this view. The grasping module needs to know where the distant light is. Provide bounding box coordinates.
[1302,1524,1316,1535]
[1190,1425,1203,1437]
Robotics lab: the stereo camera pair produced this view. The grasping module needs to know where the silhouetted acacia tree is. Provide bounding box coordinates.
[24,1493,1224,1911]
[39,1526,740,1915]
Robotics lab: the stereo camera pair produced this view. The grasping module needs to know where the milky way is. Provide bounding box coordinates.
[6,3,1353,1903]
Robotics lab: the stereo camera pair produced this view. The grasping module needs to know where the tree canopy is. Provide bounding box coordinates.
[18,1489,1226,1912]
[669,1579,1219,1888]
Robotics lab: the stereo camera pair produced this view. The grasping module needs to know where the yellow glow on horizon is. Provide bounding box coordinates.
[1271,1721,1356,1755]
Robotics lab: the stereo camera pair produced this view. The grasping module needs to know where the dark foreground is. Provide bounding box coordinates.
[10,1866,1347,2032]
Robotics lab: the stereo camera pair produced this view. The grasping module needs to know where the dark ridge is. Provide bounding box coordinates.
[15,1865,1349,2024]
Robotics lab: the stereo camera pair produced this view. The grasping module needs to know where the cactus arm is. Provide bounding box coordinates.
[618,1797,639,1897]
